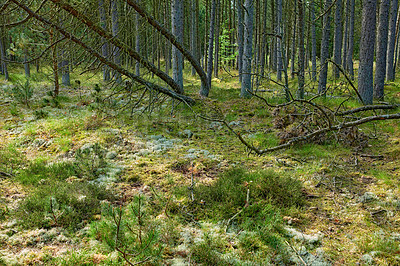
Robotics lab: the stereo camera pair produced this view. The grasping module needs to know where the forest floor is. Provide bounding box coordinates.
[0,67,400,265]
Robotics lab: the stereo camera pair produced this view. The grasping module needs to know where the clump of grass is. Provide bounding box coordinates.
[17,159,77,185]
[74,143,108,180]
[0,145,25,175]
[193,168,305,220]
[16,180,114,230]
[190,233,227,265]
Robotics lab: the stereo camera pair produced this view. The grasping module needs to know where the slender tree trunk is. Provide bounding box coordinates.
[386,0,398,81]
[204,0,217,95]
[342,0,349,72]
[24,49,30,78]
[0,34,9,81]
[297,0,305,99]
[50,29,59,96]
[318,0,332,94]
[135,4,141,76]
[191,0,198,76]
[358,0,377,105]
[241,0,254,98]
[99,0,110,81]
[260,0,268,78]
[346,0,355,78]
[172,0,184,93]
[291,3,297,79]
[111,0,122,83]
[214,0,221,78]
[374,0,390,100]
[333,0,342,78]
[237,0,244,81]
[61,48,70,86]
[276,0,283,81]
[311,0,317,81]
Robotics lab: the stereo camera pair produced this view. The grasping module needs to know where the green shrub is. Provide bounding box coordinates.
[5,79,34,107]
[90,195,163,264]
[74,143,108,180]
[16,181,114,230]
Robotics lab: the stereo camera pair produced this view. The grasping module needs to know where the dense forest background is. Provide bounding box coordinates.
[1,0,400,265]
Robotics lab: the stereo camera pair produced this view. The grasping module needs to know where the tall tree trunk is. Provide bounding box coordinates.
[358,0,377,105]
[111,0,122,83]
[0,33,9,81]
[237,0,244,81]
[386,0,398,81]
[204,0,217,96]
[135,3,141,76]
[214,0,221,78]
[260,0,268,78]
[191,0,198,76]
[99,0,110,81]
[333,0,342,78]
[276,0,283,81]
[346,0,355,78]
[342,0,349,72]
[318,0,332,94]
[171,0,184,93]
[311,0,317,81]
[50,29,59,96]
[374,0,390,100]
[61,48,70,86]
[241,0,254,98]
[291,3,297,79]
[297,0,305,99]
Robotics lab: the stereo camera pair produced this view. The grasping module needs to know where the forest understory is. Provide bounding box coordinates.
[0,65,400,265]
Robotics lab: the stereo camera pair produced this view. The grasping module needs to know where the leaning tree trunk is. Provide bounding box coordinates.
[346,0,355,78]
[386,0,398,81]
[111,0,122,83]
[358,0,377,105]
[297,0,305,99]
[98,0,110,81]
[374,0,390,100]
[171,0,184,93]
[241,0,254,98]
[333,0,342,79]
[317,0,332,94]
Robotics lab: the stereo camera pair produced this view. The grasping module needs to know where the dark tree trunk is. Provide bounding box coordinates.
[358,0,377,105]
[291,3,297,79]
[297,0,305,99]
[374,0,390,100]
[346,0,355,78]
[241,0,254,98]
[135,5,141,76]
[276,0,283,81]
[0,34,9,81]
[111,0,122,83]
[333,0,342,78]
[214,0,221,78]
[237,0,244,81]
[61,48,70,86]
[24,49,30,78]
[172,0,184,93]
[204,0,217,96]
[386,0,398,81]
[98,0,110,81]
[317,0,332,94]
[342,0,349,72]
[311,0,317,81]
[260,0,268,77]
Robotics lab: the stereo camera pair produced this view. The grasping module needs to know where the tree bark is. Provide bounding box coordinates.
[205,0,217,96]
[98,0,110,81]
[358,0,377,105]
[311,0,317,81]
[374,0,390,100]
[276,0,283,81]
[346,0,355,78]
[111,0,122,83]
[318,0,332,94]
[297,0,305,99]
[386,0,398,81]
[241,0,254,98]
[333,0,342,78]
[237,0,244,82]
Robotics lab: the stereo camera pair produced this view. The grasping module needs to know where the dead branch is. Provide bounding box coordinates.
[337,104,399,116]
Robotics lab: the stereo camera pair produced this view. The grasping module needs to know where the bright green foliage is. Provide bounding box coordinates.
[90,195,163,264]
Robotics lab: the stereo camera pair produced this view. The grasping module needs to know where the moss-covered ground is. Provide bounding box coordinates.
[0,64,400,265]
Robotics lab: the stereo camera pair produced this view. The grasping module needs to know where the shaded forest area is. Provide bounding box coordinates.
[1,0,400,265]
